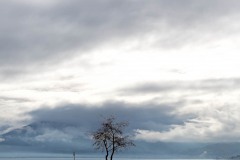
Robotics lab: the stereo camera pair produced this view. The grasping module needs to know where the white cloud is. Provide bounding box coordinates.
[134,105,240,142]
[35,129,73,143]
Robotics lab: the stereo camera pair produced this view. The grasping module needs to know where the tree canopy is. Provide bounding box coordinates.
[92,116,135,160]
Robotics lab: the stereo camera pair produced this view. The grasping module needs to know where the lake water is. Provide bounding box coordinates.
[0,158,136,160]
[0,157,218,160]
[0,153,221,160]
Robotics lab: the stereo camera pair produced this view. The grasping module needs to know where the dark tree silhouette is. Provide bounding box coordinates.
[92,116,135,160]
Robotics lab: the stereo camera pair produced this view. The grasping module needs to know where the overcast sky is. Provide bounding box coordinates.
[1,0,240,143]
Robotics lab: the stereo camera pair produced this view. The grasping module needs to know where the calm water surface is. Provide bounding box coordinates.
[0,158,218,160]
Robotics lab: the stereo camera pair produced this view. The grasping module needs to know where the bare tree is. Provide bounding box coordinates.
[92,116,135,160]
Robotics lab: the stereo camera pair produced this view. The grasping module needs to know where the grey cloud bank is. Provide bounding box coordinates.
[2,100,239,144]
[29,101,186,132]
[0,0,239,69]
[121,78,240,94]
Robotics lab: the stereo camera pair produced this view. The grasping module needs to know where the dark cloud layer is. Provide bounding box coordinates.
[29,101,191,132]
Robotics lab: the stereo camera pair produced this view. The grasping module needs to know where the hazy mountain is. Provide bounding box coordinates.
[0,121,92,154]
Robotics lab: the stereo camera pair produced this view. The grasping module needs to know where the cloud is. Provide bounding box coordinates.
[134,117,223,142]
[134,103,240,143]
[29,101,188,132]
[31,82,85,92]
[0,96,32,103]
[26,100,240,143]
[0,0,145,67]
[34,129,74,143]
[117,78,240,142]
[1,0,240,76]
[120,78,240,95]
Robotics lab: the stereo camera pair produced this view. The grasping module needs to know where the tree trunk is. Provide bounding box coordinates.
[104,140,109,160]
[110,148,114,160]
[105,152,108,160]
[110,135,115,160]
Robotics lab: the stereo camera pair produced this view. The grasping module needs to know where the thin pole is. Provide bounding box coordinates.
[73,152,76,160]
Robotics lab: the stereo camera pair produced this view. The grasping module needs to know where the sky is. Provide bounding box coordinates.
[1,0,240,147]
